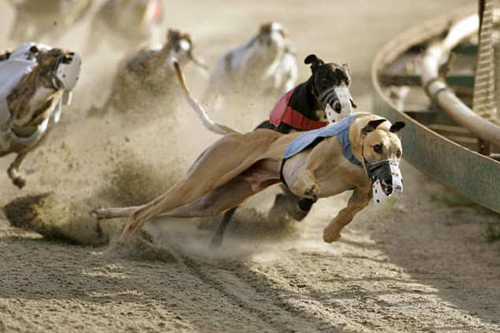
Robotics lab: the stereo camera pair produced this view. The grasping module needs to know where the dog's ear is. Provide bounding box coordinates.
[167,29,180,42]
[362,119,387,135]
[259,23,272,35]
[304,54,324,70]
[390,121,405,138]
[342,63,351,74]
[304,54,317,65]
[183,32,193,45]
[390,121,405,133]
[29,45,39,54]
[342,63,352,85]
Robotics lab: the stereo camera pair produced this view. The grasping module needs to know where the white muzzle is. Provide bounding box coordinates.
[55,52,82,91]
[319,87,355,123]
[368,159,403,212]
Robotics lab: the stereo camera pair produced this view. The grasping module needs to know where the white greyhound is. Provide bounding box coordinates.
[204,22,298,110]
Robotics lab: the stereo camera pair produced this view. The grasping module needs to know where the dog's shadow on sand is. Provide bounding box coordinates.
[0,225,351,332]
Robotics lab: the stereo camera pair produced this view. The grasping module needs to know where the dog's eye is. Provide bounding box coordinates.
[396,150,402,158]
[373,144,383,154]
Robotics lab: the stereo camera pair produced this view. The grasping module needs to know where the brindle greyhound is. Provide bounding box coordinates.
[0,44,81,188]
[210,54,356,246]
[94,62,405,243]
[104,29,206,113]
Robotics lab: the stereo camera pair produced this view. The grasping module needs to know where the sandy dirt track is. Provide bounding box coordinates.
[1,0,500,332]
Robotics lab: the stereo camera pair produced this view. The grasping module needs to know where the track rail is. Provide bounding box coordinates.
[421,14,500,147]
[372,6,500,213]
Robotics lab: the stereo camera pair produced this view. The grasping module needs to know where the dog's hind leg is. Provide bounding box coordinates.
[160,177,255,218]
[210,207,238,248]
[121,164,281,240]
[120,175,257,239]
[267,185,314,222]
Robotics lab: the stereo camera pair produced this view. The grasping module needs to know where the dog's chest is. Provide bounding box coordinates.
[0,117,49,155]
[28,86,57,110]
[316,160,368,197]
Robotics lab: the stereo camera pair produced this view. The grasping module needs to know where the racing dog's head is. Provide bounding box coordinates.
[358,117,406,210]
[166,29,206,70]
[305,54,356,123]
[9,47,81,127]
[258,22,287,50]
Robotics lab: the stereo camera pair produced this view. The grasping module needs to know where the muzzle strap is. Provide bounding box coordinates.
[51,56,64,90]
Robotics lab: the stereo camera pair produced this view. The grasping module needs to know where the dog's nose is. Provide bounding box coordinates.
[333,101,342,113]
[385,186,393,195]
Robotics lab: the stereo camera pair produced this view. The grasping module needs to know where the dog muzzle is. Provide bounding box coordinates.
[317,87,355,123]
[53,52,82,91]
[366,159,403,212]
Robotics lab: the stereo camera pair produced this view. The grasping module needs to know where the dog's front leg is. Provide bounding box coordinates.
[323,189,371,243]
[292,169,321,201]
[8,152,28,189]
[289,142,331,201]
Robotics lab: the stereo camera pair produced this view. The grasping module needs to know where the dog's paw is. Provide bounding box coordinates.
[323,224,341,243]
[323,231,341,243]
[13,177,26,189]
[303,184,320,202]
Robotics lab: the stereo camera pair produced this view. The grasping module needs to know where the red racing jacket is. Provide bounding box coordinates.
[269,88,328,131]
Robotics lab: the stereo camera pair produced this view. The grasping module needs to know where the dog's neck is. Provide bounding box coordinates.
[159,42,173,63]
[288,76,323,121]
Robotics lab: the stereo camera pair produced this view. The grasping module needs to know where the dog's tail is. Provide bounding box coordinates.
[173,59,238,135]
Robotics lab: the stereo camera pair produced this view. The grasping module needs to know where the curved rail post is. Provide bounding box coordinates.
[421,14,500,147]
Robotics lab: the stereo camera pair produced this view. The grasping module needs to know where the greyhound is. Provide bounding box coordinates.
[204,22,298,110]
[0,43,81,188]
[103,29,207,113]
[94,62,405,243]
